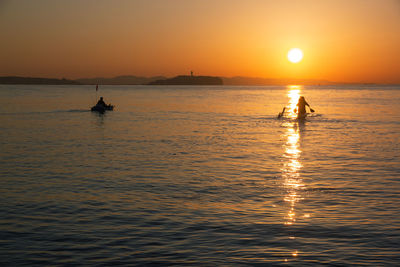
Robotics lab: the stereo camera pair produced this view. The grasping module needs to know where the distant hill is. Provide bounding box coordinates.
[0,76,80,85]
[76,75,166,85]
[149,75,223,85]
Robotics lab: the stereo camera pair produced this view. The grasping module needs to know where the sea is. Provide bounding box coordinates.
[0,84,399,266]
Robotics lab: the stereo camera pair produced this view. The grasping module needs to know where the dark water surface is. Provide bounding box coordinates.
[1,85,399,265]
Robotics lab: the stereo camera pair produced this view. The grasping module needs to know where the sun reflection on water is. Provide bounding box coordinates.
[281,86,306,259]
[282,126,304,226]
[287,86,301,119]
[282,125,304,225]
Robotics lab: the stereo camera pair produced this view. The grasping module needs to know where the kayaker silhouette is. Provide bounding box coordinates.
[96,97,106,107]
[91,96,114,113]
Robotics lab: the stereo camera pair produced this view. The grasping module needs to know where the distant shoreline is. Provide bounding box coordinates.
[0,75,397,86]
[148,75,223,85]
[0,76,80,85]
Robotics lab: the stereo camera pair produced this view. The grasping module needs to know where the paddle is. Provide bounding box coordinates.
[277,107,286,118]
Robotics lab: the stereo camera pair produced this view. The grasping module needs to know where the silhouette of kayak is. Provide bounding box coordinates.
[91,104,114,113]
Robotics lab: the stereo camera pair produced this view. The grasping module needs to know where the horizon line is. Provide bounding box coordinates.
[0,75,399,86]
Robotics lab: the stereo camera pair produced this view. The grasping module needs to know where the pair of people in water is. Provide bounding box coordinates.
[278,96,314,119]
[99,96,313,118]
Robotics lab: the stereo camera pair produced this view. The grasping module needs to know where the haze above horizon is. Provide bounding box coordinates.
[1,0,400,84]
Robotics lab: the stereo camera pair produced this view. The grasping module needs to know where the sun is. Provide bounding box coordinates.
[288,48,303,63]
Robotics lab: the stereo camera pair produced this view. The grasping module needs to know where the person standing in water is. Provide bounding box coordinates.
[296,96,314,119]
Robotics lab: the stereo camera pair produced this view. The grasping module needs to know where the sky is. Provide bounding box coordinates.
[1,0,400,83]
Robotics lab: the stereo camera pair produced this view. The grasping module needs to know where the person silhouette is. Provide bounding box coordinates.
[96,97,106,107]
[296,96,314,119]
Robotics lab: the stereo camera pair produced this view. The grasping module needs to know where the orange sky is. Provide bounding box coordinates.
[1,0,400,83]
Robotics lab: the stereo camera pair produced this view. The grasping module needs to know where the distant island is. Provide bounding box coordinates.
[0,74,224,86]
[75,75,166,85]
[148,75,223,85]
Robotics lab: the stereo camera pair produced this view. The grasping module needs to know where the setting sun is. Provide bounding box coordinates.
[288,48,303,63]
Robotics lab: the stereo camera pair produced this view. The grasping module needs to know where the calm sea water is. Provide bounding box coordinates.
[1,84,399,266]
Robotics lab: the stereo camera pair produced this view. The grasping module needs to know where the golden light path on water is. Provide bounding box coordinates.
[287,86,300,119]
[281,86,306,261]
